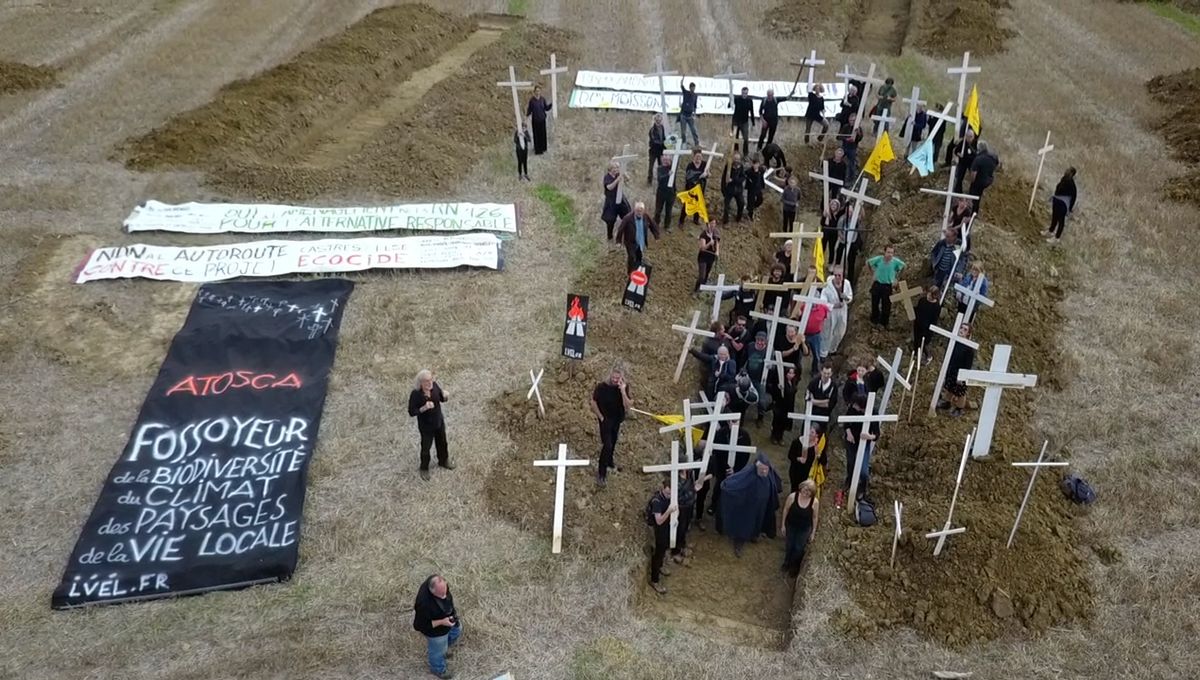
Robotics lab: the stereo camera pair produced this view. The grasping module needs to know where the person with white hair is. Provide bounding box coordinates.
[614,200,661,274]
[601,160,630,243]
[407,369,453,481]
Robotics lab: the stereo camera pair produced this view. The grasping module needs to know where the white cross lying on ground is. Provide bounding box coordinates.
[925,429,975,556]
[959,344,1038,459]
[532,443,589,554]
[1007,440,1068,548]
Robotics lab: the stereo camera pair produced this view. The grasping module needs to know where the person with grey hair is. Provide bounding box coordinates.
[413,574,461,679]
[614,200,661,273]
[967,139,1000,212]
[408,369,453,481]
[590,365,633,487]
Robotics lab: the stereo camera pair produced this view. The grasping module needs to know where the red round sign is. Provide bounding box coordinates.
[630,270,648,286]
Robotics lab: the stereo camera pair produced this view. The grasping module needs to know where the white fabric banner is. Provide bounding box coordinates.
[570,70,846,118]
[569,90,842,118]
[124,200,518,235]
[75,234,503,284]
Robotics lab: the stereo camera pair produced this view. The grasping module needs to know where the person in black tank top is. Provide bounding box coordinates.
[781,479,819,578]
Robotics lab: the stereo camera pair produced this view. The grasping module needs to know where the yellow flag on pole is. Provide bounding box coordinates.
[676,184,709,223]
[965,84,982,135]
[812,231,827,280]
[862,130,897,181]
[643,412,704,448]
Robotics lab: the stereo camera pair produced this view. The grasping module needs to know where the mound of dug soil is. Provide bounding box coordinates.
[0,61,58,93]
[917,0,1015,57]
[761,0,856,43]
[1147,68,1200,205]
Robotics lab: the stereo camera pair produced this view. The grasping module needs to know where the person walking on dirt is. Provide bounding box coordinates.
[653,155,675,227]
[678,148,709,227]
[647,477,677,594]
[614,201,661,274]
[1046,167,1078,243]
[745,155,765,220]
[804,83,829,144]
[413,574,461,679]
[757,83,797,150]
[866,244,906,328]
[525,84,552,155]
[781,479,819,578]
[721,152,746,223]
[601,160,630,243]
[407,369,454,481]
[678,77,701,146]
[913,284,942,361]
[694,219,720,292]
[670,466,710,567]
[591,365,633,487]
[967,140,1000,212]
[647,113,666,184]
[731,86,756,156]
[820,265,852,360]
[513,125,531,181]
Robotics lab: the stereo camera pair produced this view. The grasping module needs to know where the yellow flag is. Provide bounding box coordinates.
[965,84,982,135]
[676,184,709,223]
[862,130,897,181]
[812,232,827,281]
[645,413,703,448]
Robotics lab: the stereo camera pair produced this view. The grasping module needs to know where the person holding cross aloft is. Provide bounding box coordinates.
[646,476,677,595]
[670,465,711,567]
[806,361,839,433]
[804,83,829,144]
[757,81,798,150]
[678,77,701,146]
[867,244,906,328]
[614,201,661,274]
[731,86,756,156]
[678,148,709,227]
[591,364,633,487]
[408,369,454,481]
[721,152,746,223]
[525,84,552,155]
[647,113,667,185]
[601,160,630,243]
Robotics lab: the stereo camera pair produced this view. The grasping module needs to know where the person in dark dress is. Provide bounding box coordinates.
[951,129,978,193]
[647,478,677,595]
[513,125,531,181]
[804,83,828,144]
[720,453,784,556]
[757,83,797,150]
[780,480,819,578]
[1046,167,1078,243]
[647,113,666,184]
[694,219,720,292]
[768,365,800,445]
[413,574,461,679]
[913,285,942,358]
[671,466,711,566]
[590,365,633,486]
[525,84,552,154]
[678,148,709,227]
[806,362,838,434]
[938,322,976,417]
[821,198,844,261]
[731,86,756,156]
[787,428,823,492]
[745,156,765,220]
[694,420,752,532]
[721,153,746,223]
[408,369,454,481]
[601,161,630,242]
[761,141,787,170]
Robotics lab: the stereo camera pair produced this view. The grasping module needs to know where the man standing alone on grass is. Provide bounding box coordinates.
[647,477,677,594]
[731,86,756,156]
[408,369,453,481]
[648,113,666,184]
[866,244,906,328]
[591,365,633,487]
[413,574,461,679]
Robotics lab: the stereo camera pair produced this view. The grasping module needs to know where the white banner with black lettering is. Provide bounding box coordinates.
[569,70,845,118]
[125,200,518,235]
[75,234,503,283]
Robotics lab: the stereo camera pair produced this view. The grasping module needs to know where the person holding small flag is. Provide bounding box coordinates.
[678,148,710,227]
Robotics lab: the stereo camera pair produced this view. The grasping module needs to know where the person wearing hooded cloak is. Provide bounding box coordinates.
[719,452,783,556]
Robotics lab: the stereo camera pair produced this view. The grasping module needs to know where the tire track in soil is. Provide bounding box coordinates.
[302,16,518,168]
[842,0,912,56]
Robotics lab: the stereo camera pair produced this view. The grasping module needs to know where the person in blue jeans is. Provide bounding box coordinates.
[413,574,461,679]
[678,78,701,146]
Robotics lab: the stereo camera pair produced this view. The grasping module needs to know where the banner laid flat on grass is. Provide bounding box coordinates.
[75,233,504,283]
[52,279,353,608]
[125,200,518,235]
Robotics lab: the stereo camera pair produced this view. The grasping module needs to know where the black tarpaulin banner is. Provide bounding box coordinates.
[560,293,588,360]
[52,279,353,609]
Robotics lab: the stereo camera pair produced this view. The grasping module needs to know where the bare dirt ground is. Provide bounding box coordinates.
[3,1,1200,679]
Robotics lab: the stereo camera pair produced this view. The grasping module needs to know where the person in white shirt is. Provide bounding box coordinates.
[820,265,853,358]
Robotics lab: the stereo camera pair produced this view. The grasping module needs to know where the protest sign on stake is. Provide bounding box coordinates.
[1007,440,1068,548]
[532,443,590,554]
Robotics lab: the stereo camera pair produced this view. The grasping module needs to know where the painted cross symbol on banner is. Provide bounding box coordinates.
[310,307,328,324]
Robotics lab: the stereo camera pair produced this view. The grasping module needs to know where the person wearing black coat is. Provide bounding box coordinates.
[804,84,829,143]
[413,574,461,678]
[1047,167,1078,243]
[513,126,531,181]
[937,323,976,417]
[722,154,746,223]
[525,85,552,154]
[912,285,942,357]
[678,148,709,226]
[757,82,798,149]
[647,113,666,184]
[408,369,453,480]
[787,428,825,492]
[768,365,800,445]
[731,87,756,156]
[745,157,766,220]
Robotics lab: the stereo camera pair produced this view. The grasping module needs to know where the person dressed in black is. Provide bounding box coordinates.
[839,115,865,180]
[591,365,633,486]
[913,284,942,360]
[937,322,976,417]
[696,420,753,533]
[525,84,552,155]
[806,362,838,433]
[601,160,630,242]
[694,219,720,292]
[804,83,828,144]
[678,77,701,146]
[967,140,1000,212]
[757,82,798,150]
[837,83,860,127]
[731,86,756,156]
[678,148,709,227]
[781,479,819,578]
[689,342,736,398]
[787,429,822,492]
[721,153,746,223]
[653,155,675,226]
[761,141,787,170]
[647,113,666,184]
[1046,167,1078,243]
[768,365,800,445]
[647,477,677,595]
[413,574,461,679]
[408,369,453,481]
[745,156,765,220]
[670,466,710,567]
[950,129,978,193]
[828,148,848,191]
[821,198,844,261]
[513,125,531,181]
[722,274,759,327]
[720,453,783,556]
[839,393,878,507]
[758,264,792,324]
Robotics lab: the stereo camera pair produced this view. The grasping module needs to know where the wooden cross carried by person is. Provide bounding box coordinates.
[787,399,829,448]
[699,273,740,323]
[840,392,898,510]
[671,310,716,383]
[527,368,545,417]
[643,439,707,548]
[953,274,995,322]
[875,347,912,418]
[769,221,822,279]
[851,63,886,131]
[659,392,739,475]
[663,138,691,188]
[838,177,882,267]
[793,49,825,92]
[645,55,679,118]
[927,312,981,415]
[959,344,1038,459]
[909,102,958,176]
[611,143,638,205]
[1007,440,1068,548]
[895,347,919,422]
[889,280,924,321]
[937,214,976,307]
[947,52,981,139]
[926,430,974,556]
[714,65,748,108]
[497,65,534,149]
[899,85,927,147]
[836,63,859,91]
[532,443,590,553]
[920,166,979,231]
[709,419,757,470]
[749,297,802,386]
[809,160,845,210]
[539,53,569,120]
[1027,131,1055,212]
[891,500,904,568]
[870,111,898,136]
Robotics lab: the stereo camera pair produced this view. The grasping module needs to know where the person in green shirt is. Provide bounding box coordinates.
[874,77,898,135]
[867,244,906,327]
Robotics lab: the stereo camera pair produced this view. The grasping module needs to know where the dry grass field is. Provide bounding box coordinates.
[2,1,1200,679]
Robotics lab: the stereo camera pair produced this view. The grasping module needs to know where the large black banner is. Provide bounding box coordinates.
[52,279,353,609]
[622,262,652,312]
[560,293,588,360]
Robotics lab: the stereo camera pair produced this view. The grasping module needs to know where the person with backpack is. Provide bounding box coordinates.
[781,479,819,577]
[646,477,678,595]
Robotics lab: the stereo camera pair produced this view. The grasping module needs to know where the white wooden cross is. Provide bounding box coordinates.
[959,344,1038,459]
[925,430,974,556]
[839,178,882,267]
[709,419,757,470]
[750,297,798,386]
[769,221,822,279]
[786,291,832,379]
[539,53,569,120]
[870,111,898,136]
[947,52,981,139]
[532,443,590,554]
[900,85,927,147]
[643,439,707,548]
[699,142,724,175]
[1027,131,1055,212]
[927,312,980,415]
[836,64,859,91]
[660,393,739,475]
[769,350,797,390]
[1007,440,1068,548]
[497,65,534,149]
[920,167,979,232]
[611,143,638,205]
[936,213,976,306]
[714,65,748,108]
[671,310,716,383]
[526,368,545,417]
[895,348,919,422]
[891,500,904,568]
[699,273,739,323]
[840,392,897,509]
[909,101,957,176]
[852,63,886,131]
[793,49,825,91]
[663,138,691,188]
[889,280,923,321]
[875,348,911,418]
[809,160,845,210]
[787,399,829,448]
[954,274,995,322]
[645,55,679,118]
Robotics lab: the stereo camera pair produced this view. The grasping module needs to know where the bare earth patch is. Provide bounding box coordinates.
[1147,68,1200,206]
[0,60,58,93]
[916,0,1016,57]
